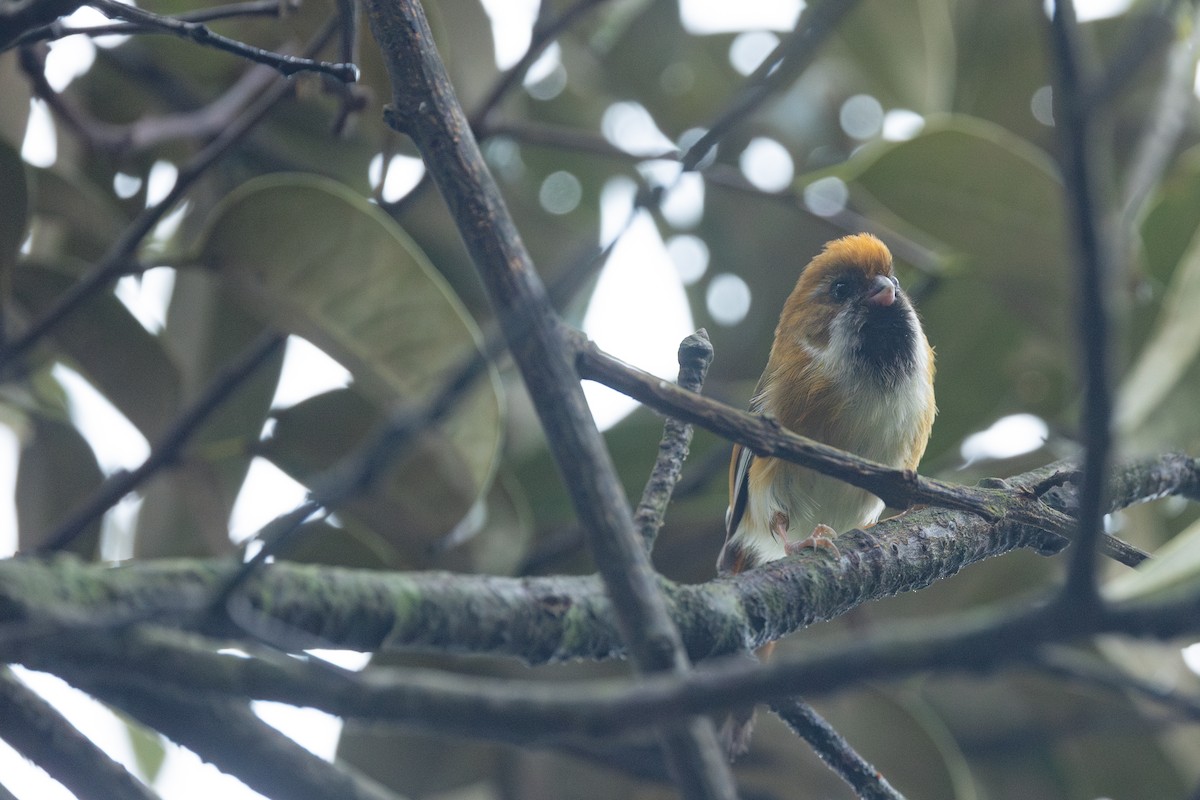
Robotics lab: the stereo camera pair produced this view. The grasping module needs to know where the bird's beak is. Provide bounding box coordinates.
[865,275,897,307]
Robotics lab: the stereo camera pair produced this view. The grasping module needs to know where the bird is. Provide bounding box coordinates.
[717,232,936,757]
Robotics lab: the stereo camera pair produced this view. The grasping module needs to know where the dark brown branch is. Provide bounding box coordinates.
[9,0,296,49]
[361,1,734,795]
[0,669,160,800]
[1046,0,1119,609]
[0,0,84,51]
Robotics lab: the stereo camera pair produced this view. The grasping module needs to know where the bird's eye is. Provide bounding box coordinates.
[829,277,854,303]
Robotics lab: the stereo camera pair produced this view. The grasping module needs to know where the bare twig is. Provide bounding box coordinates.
[36,333,286,554]
[634,330,713,552]
[9,0,296,49]
[1045,0,1118,609]
[20,569,1200,747]
[769,697,905,800]
[88,0,356,80]
[0,669,160,800]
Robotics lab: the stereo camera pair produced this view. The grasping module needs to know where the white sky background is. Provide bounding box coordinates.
[0,0,1149,797]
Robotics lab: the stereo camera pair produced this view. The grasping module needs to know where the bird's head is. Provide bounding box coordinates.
[773,233,927,390]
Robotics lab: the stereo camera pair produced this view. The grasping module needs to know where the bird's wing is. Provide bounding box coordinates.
[721,389,768,574]
[726,440,754,540]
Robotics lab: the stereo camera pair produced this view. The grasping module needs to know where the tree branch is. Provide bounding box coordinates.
[3,455,1190,668]
[0,669,160,800]
[769,697,904,800]
[361,0,734,794]
[1046,0,1118,610]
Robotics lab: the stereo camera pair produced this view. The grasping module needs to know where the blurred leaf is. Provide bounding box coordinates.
[135,270,283,558]
[198,174,504,534]
[0,138,26,275]
[263,387,479,564]
[280,517,401,570]
[832,0,956,113]
[16,414,104,556]
[1138,146,1200,287]
[10,262,181,440]
[0,54,31,148]
[28,167,128,263]
[953,0,1054,149]
[431,470,534,576]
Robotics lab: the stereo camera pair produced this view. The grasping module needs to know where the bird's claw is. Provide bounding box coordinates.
[784,523,840,558]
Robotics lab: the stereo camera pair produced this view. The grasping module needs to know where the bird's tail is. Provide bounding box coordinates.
[718,641,776,760]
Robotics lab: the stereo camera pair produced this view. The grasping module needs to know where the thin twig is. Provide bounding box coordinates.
[769,697,906,800]
[0,669,160,800]
[1,15,342,375]
[633,330,713,552]
[1046,0,1117,610]
[10,0,296,48]
[36,333,286,554]
[89,0,356,81]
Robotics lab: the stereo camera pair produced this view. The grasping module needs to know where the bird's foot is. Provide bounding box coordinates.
[784,523,840,558]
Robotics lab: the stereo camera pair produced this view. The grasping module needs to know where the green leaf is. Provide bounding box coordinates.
[832,0,956,113]
[135,270,283,559]
[16,414,104,556]
[198,176,504,534]
[28,167,127,263]
[10,262,181,441]
[263,388,481,564]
